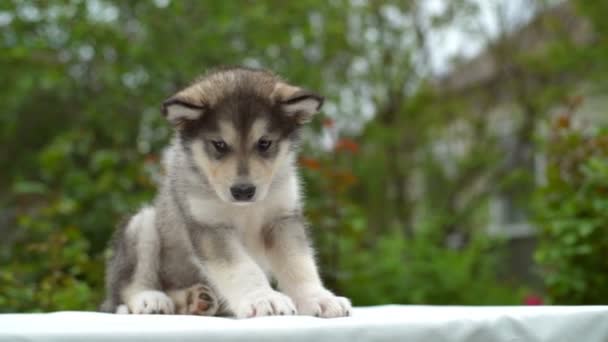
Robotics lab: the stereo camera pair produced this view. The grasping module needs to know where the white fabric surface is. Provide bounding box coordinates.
[1,305,607,342]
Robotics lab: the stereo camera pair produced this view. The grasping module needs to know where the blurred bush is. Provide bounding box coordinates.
[534,112,608,304]
[1,130,156,311]
[301,130,523,305]
[338,233,522,305]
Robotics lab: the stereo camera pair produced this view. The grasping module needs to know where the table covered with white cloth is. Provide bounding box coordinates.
[1,305,607,342]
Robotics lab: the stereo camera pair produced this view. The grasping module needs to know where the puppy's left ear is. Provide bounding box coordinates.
[161,96,206,127]
[273,82,324,124]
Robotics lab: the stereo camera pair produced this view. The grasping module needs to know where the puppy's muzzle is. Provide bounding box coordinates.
[230,183,256,201]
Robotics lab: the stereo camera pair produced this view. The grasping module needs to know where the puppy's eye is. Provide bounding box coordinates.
[257,138,272,152]
[211,140,229,153]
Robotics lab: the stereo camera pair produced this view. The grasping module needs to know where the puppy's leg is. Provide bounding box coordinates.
[264,216,352,318]
[119,207,175,314]
[167,283,218,316]
[196,226,296,318]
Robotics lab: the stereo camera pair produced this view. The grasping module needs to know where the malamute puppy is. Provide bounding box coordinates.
[100,67,351,318]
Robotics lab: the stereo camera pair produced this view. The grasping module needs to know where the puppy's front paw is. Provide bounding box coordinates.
[182,284,218,316]
[292,288,351,318]
[128,290,175,314]
[236,289,297,318]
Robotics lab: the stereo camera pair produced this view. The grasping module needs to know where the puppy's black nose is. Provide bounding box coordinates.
[230,184,256,201]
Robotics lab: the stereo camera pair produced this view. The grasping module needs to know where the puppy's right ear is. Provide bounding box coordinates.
[161,97,206,126]
[272,82,324,124]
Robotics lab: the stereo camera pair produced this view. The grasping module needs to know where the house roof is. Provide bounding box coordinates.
[436,2,594,94]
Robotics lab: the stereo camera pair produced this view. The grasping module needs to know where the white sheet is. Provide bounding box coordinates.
[1,305,607,342]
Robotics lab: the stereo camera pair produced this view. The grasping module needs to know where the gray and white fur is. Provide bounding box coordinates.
[100,67,351,318]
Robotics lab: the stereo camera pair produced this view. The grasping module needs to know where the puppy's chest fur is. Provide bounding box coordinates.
[186,175,300,270]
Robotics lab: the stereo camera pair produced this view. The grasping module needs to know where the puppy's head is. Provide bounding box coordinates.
[162,67,323,204]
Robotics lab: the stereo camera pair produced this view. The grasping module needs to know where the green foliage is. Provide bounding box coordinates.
[338,232,522,305]
[301,134,523,306]
[533,119,608,304]
[1,130,156,312]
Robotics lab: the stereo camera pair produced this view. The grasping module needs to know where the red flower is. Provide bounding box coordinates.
[334,138,359,154]
[299,157,321,170]
[322,117,335,128]
[568,94,584,108]
[555,114,570,129]
[523,294,543,305]
[145,154,159,164]
[333,170,358,187]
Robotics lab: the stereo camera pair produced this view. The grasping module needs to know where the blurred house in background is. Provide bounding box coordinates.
[431,1,603,282]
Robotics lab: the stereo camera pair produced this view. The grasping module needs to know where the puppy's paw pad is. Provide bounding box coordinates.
[185,284,218,316]
[236,289,297,318]
[294,289,351,318]
[128,290,175,315]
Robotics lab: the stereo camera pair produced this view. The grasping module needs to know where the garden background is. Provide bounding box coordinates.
[2,0,608,311]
